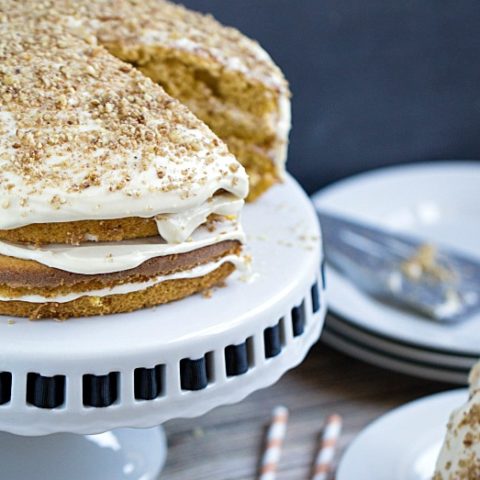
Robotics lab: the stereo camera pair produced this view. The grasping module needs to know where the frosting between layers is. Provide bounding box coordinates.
[0,254,244,303]
[0,219,243,275]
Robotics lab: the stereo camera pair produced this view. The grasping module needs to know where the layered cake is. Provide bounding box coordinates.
[49,0,291,200]
[434,363,480,479]
[0,9,248,319]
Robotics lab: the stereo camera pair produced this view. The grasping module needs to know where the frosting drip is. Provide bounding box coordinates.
[155,194,243,243]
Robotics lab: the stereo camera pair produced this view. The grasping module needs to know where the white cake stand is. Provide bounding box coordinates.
[0,175,325,480]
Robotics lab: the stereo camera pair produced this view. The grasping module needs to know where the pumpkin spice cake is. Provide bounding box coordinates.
[49,0,292,200]
[0,8,248,319]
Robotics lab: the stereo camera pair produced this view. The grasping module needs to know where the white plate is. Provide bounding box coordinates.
[322,328,468,384]
[327,315,476,370]
[313,162,480,355]
[337,389,467,480]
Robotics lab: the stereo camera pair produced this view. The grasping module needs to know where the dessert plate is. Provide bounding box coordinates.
[326,315,476,370]
[337,389,467,480]
[322,324,468,385]
[312,162,480,356]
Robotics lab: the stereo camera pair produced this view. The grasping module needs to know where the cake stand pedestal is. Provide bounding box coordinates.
[0,176,326,479]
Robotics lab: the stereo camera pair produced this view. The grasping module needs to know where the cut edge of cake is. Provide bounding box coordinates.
[60,0,292,200]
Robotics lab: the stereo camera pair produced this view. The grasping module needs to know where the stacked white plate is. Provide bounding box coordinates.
[312,162,480,384]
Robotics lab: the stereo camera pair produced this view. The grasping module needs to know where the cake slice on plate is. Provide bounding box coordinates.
[434,363,480,479]
[0,9,248,319]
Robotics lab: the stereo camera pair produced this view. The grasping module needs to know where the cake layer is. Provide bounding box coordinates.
[0,217,159,246]
[0,262,234,320]
[0,7,248,230]
[0,253,242,303]
[0,240,241,288]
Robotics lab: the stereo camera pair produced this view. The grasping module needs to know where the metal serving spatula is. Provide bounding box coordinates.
[318,211,480,322]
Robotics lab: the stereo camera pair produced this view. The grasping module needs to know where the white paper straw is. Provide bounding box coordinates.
[311,414,343,480]
[259,405,289,480]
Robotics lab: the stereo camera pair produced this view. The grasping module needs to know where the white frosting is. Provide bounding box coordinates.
[0,137,248,230]
[0,254,244,303]
[155,194,243,243]
[271,93,292,178]
[0,219,243,275]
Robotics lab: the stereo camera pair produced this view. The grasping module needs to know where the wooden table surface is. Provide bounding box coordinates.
[161,325,455,480]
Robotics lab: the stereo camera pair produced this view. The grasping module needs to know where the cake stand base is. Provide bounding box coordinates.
[0,427,167,480]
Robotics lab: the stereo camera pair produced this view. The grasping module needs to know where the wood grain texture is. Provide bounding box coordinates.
[161,342,454,479]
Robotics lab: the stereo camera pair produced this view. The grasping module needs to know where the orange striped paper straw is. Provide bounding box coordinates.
[259,406,289,480]
[311,414,343,480]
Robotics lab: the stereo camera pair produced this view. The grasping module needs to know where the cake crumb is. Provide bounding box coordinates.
[202,288,213,299]
[401,244,454,283]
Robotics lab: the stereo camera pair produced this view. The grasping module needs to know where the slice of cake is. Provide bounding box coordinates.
[0,9,248,319]
[56,0,291,200]
[434,363,480,479]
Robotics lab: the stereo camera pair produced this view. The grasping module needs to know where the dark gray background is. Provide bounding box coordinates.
[183,0,480,194]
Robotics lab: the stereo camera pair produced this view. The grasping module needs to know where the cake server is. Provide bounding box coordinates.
[317,211,480,322]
